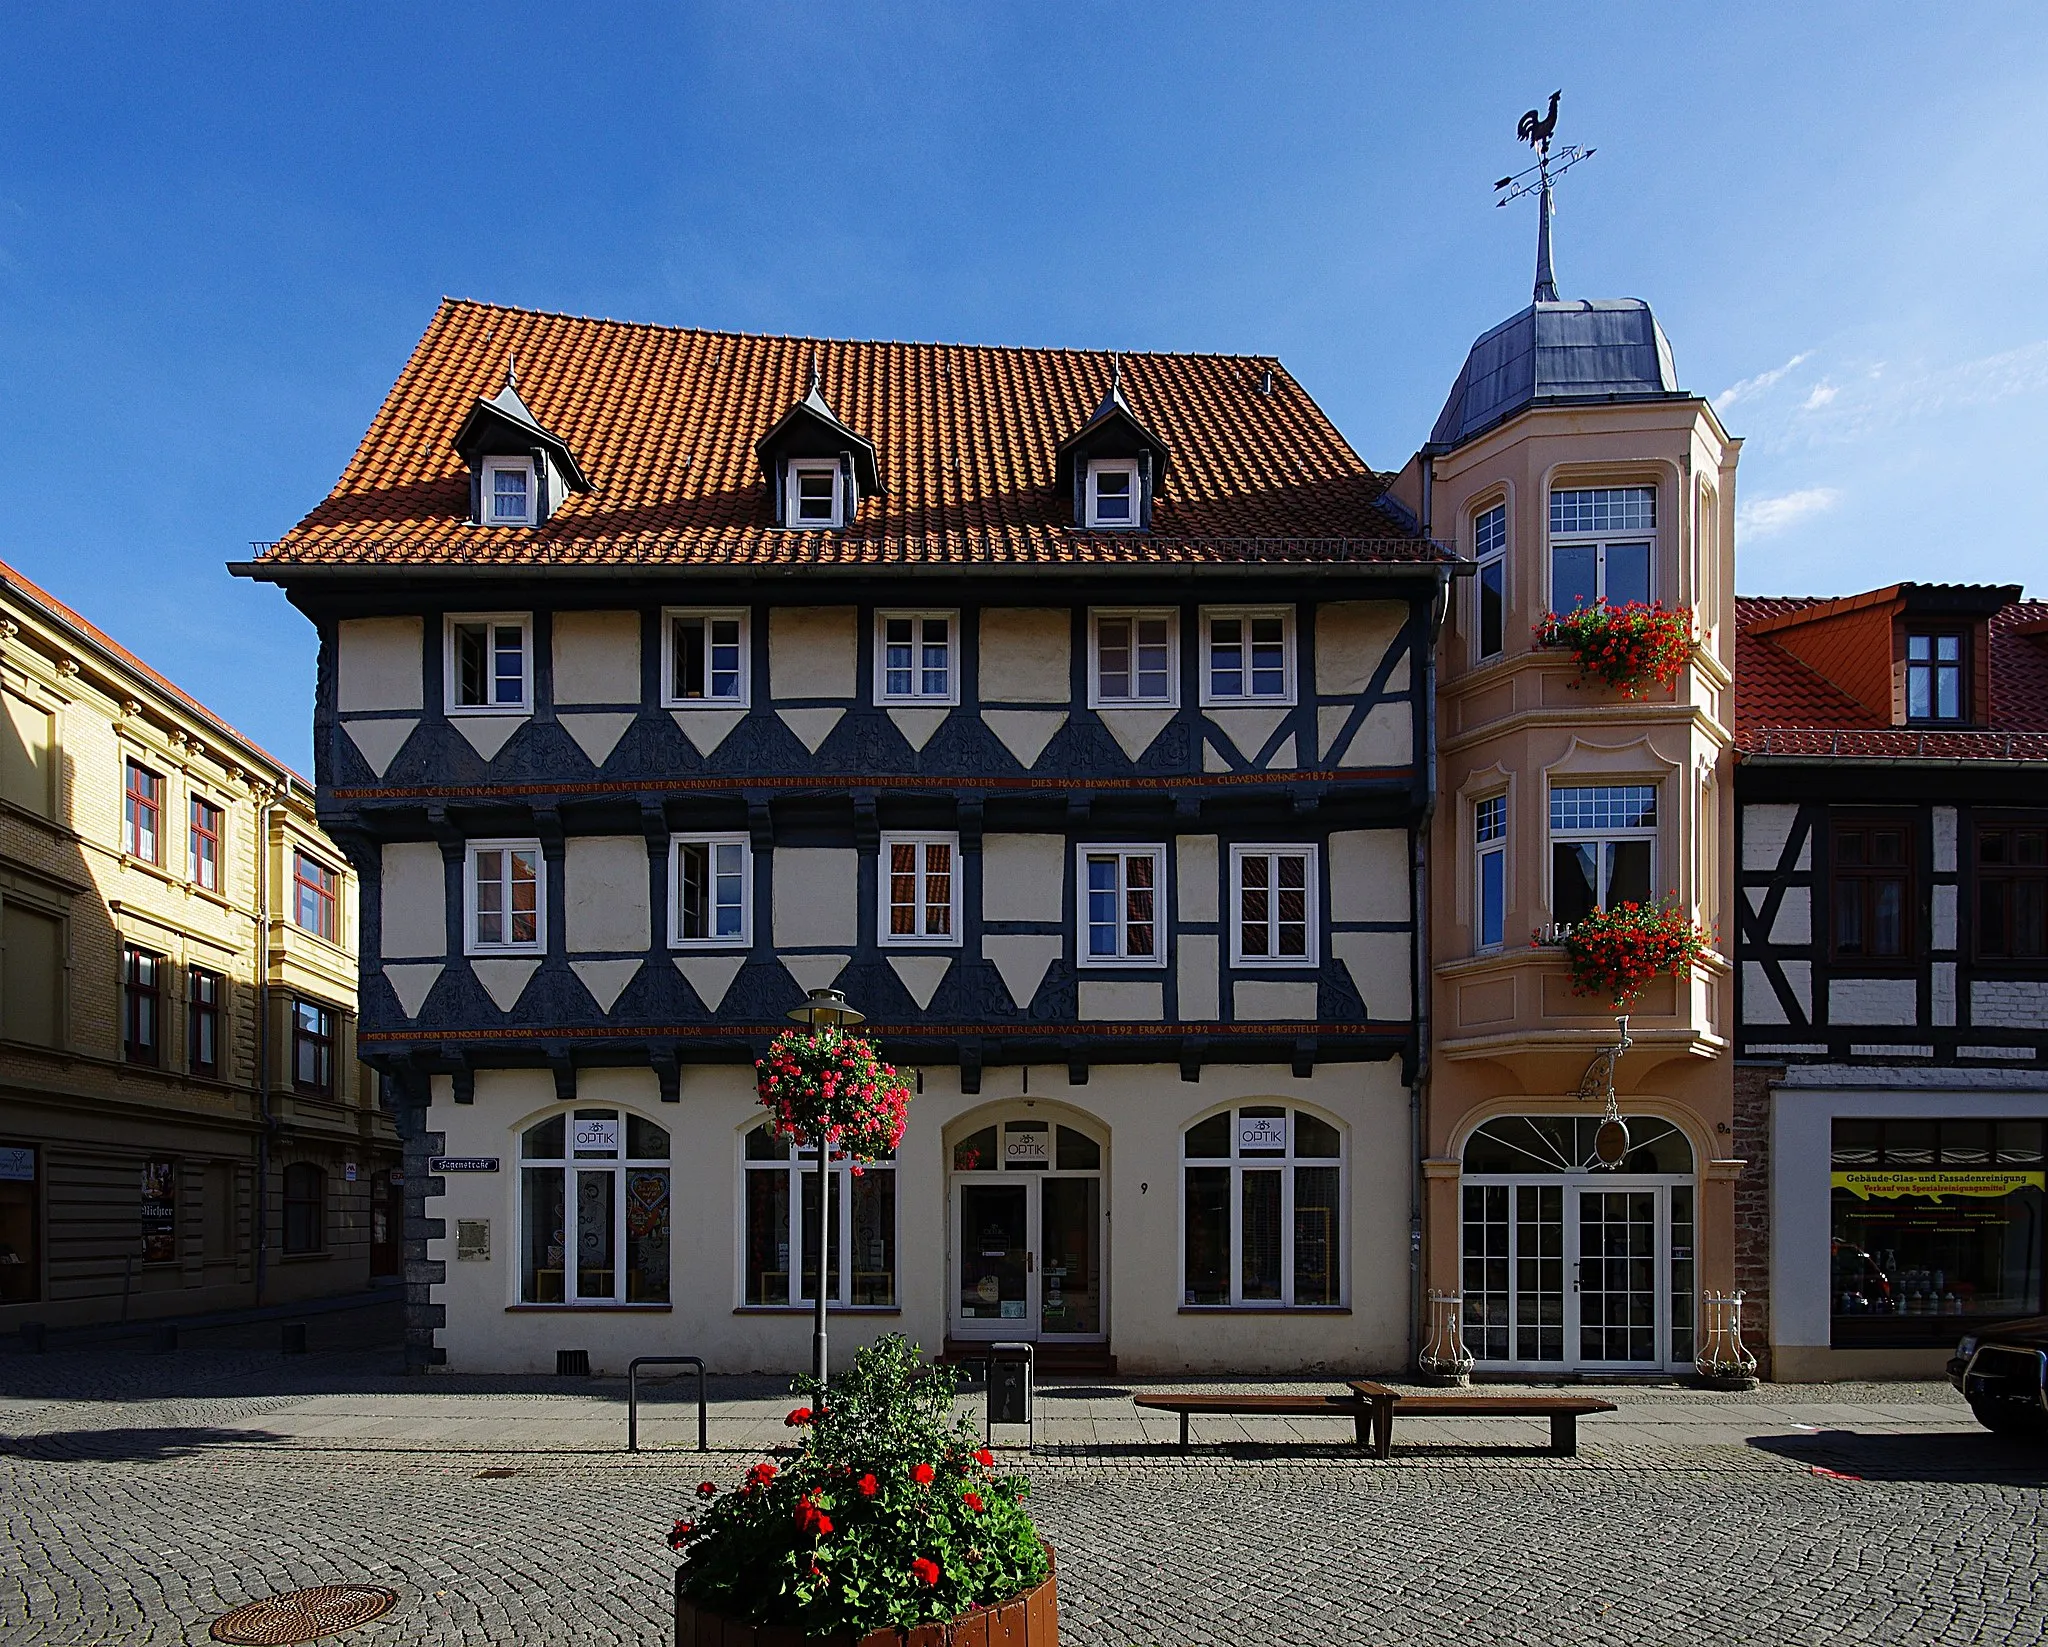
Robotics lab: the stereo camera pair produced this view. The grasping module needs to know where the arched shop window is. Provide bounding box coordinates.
[520,1110,670,1305]
[1462,1115,1692,1176]
[742,1121,896,1308]
[1182,1105,1344,1309]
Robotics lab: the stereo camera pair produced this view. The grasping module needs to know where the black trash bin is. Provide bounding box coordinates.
[986,1341,1034,1451]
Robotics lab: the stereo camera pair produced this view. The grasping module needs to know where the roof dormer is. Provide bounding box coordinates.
[1055,359,1171,531]
[452,360,592,528]
[755,363,883,530]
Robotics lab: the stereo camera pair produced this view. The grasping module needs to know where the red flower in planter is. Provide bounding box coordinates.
[785,1406,813,1427]
[963,1491,985,1513]
[910,1557,941,1587]
[747,1462,778,1488]
[668,1520,693,1549]
[910,1462,935,1486]
[1535,601,1695,699]
[795,1495,834,1538]
[858,1474,879,1498]
[755,1027,914,1165]
[696,1481,717,1499]
[972,1448,994,1468]
[1548,899,1714,1008]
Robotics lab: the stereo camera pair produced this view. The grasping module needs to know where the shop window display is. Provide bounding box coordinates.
[742,1120,895,1308]
[520,1110,671,1305]
[1830,1118,2045,1346]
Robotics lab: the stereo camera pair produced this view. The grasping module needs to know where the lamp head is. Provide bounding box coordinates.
[788,987,863,1029]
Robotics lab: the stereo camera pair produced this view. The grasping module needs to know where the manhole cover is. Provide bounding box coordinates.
[210,1585,398,1645]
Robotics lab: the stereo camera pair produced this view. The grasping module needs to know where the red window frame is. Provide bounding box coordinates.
[121,944,161,1066]
[188,966,222,1077]
[293,850,339,942]
[123,760,163,863]
[189,797,222,892]
[292,999,335,1096]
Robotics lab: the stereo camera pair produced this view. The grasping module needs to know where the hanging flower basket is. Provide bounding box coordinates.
[1535,601,1694,698]
[1549,900,1713,1009]
[756,1027,913,1163]
[671,1335,1057,1645]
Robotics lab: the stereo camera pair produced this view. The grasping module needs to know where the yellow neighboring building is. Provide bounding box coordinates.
[0,558,398,1332]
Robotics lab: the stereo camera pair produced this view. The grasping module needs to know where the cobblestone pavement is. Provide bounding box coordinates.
[3,1319,2045,1646]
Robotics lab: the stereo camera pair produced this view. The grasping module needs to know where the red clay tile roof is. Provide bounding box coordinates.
[249,300,1440,574]
[1735,593,2048,760]
[0,557,307,786]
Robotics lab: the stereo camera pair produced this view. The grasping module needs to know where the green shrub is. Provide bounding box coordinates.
[671,1336,1049,1635]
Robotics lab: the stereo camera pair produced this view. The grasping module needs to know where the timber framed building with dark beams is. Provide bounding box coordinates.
[236,301,1456,1376]
[1732,584,2048,1379]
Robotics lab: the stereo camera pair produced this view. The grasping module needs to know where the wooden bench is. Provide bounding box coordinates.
[1132,1391,1377,1453]
[1348,1381,1617,1458]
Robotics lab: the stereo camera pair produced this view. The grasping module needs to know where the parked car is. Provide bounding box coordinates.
[1948,1317,2048,1436]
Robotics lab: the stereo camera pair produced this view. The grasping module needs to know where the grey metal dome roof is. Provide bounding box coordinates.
[1429,298,1682,449]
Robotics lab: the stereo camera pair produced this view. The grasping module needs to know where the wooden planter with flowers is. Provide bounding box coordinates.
[1536,600,1694,698]
[671,1337,1058,1647]
[1552,899,1714,1009]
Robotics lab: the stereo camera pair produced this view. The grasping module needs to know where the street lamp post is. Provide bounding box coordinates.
[785,987,864,1389]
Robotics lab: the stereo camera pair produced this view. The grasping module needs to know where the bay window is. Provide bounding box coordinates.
[1474,502,1506,659]
[1475,794,1507,951]
[1549,486,1654,614]
[1549,785,1656,927]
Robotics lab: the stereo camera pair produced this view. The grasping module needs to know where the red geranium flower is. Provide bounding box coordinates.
[911,1461,935,1486]
[667,1520,692,1549]
[748,1461,778,1486]
[910,1557,941,1587]
[858,1473,879,1498]
[695,1481,717,1499]
[972,1448,994,1467]
[785,1406,813,1427]
[963,1491,984,1513]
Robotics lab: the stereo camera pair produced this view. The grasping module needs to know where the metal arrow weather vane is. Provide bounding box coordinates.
[1494,90,1595,303]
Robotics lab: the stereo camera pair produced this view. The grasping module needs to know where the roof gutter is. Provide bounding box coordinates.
[230,555,1462,586]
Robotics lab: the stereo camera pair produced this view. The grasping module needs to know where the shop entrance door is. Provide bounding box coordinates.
[949,1115,1108,1344]
[1573,1186,1663,1369]
[956,1182,1031,1334]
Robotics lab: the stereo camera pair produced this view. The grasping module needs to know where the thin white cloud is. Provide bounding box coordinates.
[1715,351,1814,410]
[1738,487,1842,539]
[1801,382,1838,410]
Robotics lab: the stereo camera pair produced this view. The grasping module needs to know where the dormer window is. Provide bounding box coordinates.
[482,457,535,526]
[788,460,843,528]
[1906,631,1965,722]
[1087,460,1140,529]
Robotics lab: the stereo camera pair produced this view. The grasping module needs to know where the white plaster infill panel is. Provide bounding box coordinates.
[983,710,1065,769]
[770,607,858,698]
[888,707,949,752]
[380,841,447,960]
[1202,740,1229,773]
[1099,708,1174,762]
[1267,733,1297,771]
[1933,806,1958,873]
[671,708,745,757]
[1781,959,1813,1017]
[570,959,642,1014]
[337,616,424,712]
[1078,979,1163,1021]
[675,954,745,1012]
[1332,932,1408,1019]
[560,712,634,767]
[979,608,1069,701]
[778,707,844,754]
[1933,962,1957,1028]
[1234,979,1319,1021]
[1828,977,1917,1025]
[1971,979,2048,1030]
[452,714,525,761]
[1770,887,1812,947]
[345,718,417,779]
[1175,836,1218,922]
[1743,961,1788,1026]
[1176,933,1219,1021]
[888,954,953,1010]
[383,963,443,1018]
[1328,830,1408,923]
[565,837,651,953]
[774,849,859,948]
[552,611,640,705]
[1315,602,1406,697]
[1337,702,1410,768]
[982,835,1065,923]
[472,958,541,1014]
[984,934,1062,1010]
[1742,804,1798,872]
[782,953,850,996]
[1207,705,1288,764]
[1932,885,1958,951]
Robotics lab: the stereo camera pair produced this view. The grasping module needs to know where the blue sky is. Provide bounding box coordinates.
[2,2,2043,771]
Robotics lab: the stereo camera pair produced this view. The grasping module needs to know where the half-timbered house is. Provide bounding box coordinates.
[236,302,1454,1375]
[1732,584,2048,1378]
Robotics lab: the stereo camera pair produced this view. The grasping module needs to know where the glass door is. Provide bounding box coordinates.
[1574,1186,1663,1368]
[1038,1177,1102,1339]
[955,1182,1030,1338]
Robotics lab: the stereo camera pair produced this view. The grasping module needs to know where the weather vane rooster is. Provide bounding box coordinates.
[1495,90,1593,303]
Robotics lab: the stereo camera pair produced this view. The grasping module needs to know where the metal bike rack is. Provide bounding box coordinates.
[627,1355,708,1452]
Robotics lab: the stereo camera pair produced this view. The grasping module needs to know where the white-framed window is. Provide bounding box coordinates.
[1476,794,1507,951]
[671,833,750,948]
[1182,1105,1345,1309]
[1230,844,1318,966]
[1474,502,1507,660]
[1200,607,1295,705]
[481,456,537,526]
[447,614,532,713]
[1548,486,1654,614]
[875,611,958,704]
[519,1109,671,1304]
[1085,458,1141,529]
[741,1120,897,1307]
[1089,609,1177,707]
[786,460,843,528]
[663,609,749,706]
[880,832,960,946]
[1549,784,1656,928]
[1078,844,1166,966]
[466,839,545,954]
